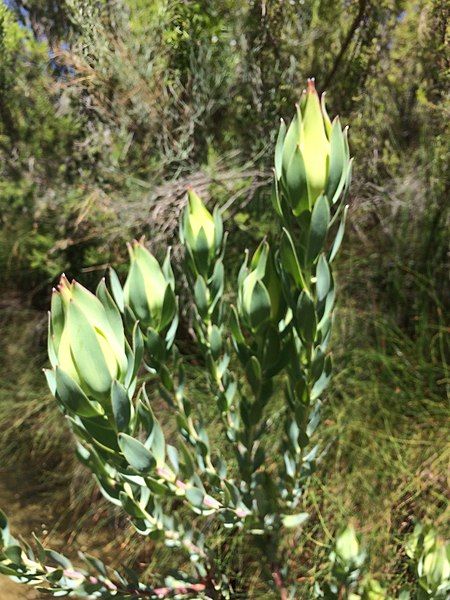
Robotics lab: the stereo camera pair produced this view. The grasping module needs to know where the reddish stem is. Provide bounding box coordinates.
[271,564,288,600]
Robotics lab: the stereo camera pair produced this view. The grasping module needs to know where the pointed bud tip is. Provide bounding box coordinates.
[307,78,317,94]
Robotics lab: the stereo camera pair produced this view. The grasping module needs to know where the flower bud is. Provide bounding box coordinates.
[421,542,450,591]
[123,240,176,332]
[299,79,330,203]
[279,78,350,214]
[182,189,222,274]
[48,275,128,399]
[237,241,284,331]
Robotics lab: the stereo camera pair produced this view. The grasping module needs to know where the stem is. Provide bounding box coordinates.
[271,564,288,600]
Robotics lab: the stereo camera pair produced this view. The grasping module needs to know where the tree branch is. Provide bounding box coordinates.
[324,0,368,89]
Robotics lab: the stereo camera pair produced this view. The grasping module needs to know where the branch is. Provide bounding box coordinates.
[323,0,368,89]
[271,564,288,600]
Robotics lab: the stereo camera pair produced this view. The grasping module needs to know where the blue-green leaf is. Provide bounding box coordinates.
[194,275,209,317]
[281,105,301,175]
[274,118,286,180]
[55,367,103,418]
[280,228,307,289]
[296,291,316,344]
[249,280,271,330]
[285,146,309,216]
[306,195,330,264]
[329,204,348,263]
[316,254,331,301]
[325,117,346,203]
[118,433,155,471]
[109,267,124,313]
[111,380,131,432]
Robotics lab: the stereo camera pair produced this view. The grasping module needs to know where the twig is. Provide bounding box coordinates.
[271,563,288,600]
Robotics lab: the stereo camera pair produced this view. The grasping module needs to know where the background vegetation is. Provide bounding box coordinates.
[0,0,448,597]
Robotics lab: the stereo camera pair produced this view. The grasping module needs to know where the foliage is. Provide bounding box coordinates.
[1,79,354,597]
[0,0,448,597]
[1,0,448,292]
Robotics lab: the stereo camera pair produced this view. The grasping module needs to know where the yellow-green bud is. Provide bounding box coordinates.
[238,241,284,331]
[48,275,128,399]
[182,189,222,275]
[421,542,450,591]
[123,240,176,332]
[299,79,330,204]
[278,78,350,215]
[185,189,215,250]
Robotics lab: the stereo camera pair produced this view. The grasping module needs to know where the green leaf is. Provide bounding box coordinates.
[0,564,20,576]
[229,305,246,346]
[119,492,148,519]
[210,260,224,299]
[213,206,224,251]
[124,259,150,325]
[49,289,64,352]
[179,442,195,478]
[271,176,283,218]
[306,194,330,264]
[316,254,331,302]
[281,105,301,175]
[285,145,308,215]
[166,445,179,474]
[329,204,348,263]
[246,355,262,392]
[109,268,125,312]
[274,118,286,179]
[45,549,72,569]
[44,368,57,396]
[111,380,131,432]
[118,433,156,472]
[280,228,307,290]
[145,477,167,495]
[149,420,165,467]
[186,487,205,508]
[296,291,316,344]
[96,278,124,344]
[317,284,335,329]
[325,117,346,203]
[193,227,211,275]
[81,416,120,453]
[194,275,209,317]
[209,325,222,359]
[145,326,163,362]
[160,284,176,331]
[162,247,175,288]
[249,280,271,330]
[55,367,103,418]
[282,513,309,528]
[311,355,332,400]
[130,320,144,381]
